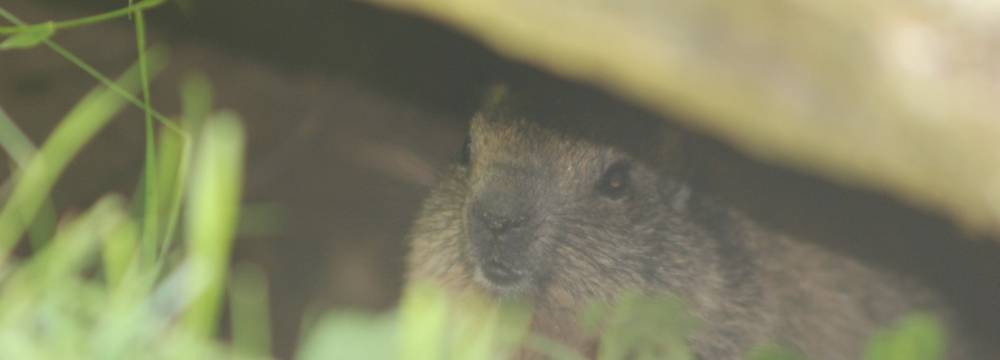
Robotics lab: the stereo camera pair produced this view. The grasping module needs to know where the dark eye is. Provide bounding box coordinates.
[596,160,631,200]
[459,134,472,165]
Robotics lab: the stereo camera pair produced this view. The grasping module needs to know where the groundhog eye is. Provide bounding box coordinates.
[596,160,631,200]
[459,135,472,165]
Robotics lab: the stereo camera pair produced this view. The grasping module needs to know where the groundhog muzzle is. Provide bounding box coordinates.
[406,83,977,359]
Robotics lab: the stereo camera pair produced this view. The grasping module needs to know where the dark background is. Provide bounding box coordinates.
[2,1,999,358]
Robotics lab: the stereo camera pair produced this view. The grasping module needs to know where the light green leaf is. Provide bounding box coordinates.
[397,281,449,360]
[181,111,246,337]
[597,293,698,360]
[297,312,397,360]
[0,22,54,50]
[0,50,166,258]
[748,344,806,360]
[865,313,945,360]
[230,263,273,358]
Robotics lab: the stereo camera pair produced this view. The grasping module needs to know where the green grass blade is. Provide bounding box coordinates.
[0,22,54,50]
[180,73,213,134]
[102,214,140,289]
[158,73,212,258]
[134,7,159,268]
[19,196,127,285]
[0,52,166,262]
[230,262,273,358]
[181,111,246,337]
[1,5,184,137]
[0,106,34,167]
[0,106,58,250]
[0,0,165,35]
[155,125,191,256]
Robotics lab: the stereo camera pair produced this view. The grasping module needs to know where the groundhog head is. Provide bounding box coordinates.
[408,83,725,319]
[408,83,990,359]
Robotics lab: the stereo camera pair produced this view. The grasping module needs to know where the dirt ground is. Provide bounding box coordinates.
[3,1,1000,358]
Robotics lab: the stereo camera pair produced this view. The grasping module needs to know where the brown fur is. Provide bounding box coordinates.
[406,84,972,359]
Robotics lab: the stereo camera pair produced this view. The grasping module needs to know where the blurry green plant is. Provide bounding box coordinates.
[299,285,949,360]
[0,2,258,359]
[0,2,950,360]
[0,60,254,359]
[865,313,947,360]
[582,293,698,360]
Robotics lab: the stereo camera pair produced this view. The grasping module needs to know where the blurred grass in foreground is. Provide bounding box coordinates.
[0,2,947,359]
[0,64,253,358]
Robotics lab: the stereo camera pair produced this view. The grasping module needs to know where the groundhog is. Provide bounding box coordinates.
[406,82,974,359]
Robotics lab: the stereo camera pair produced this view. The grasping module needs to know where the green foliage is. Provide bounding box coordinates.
[749,344,806,360]
[585,293,699,360]
[0,106,33,165]
[181,111,246,337]
[0,0,165,36]
[298,312,398,360]
[0,3,249,359]
[0,48,166,256]
[298,285,951,360]
[865,313,946,360]
[300,282,534,360]
[0,22,53,50]
[230,263,274,358]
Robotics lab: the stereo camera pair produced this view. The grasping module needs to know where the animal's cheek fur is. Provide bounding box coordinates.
[544,237,627,297]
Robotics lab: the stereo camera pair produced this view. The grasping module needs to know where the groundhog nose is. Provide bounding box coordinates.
[475,209,528,235]
[470,192,531,237]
